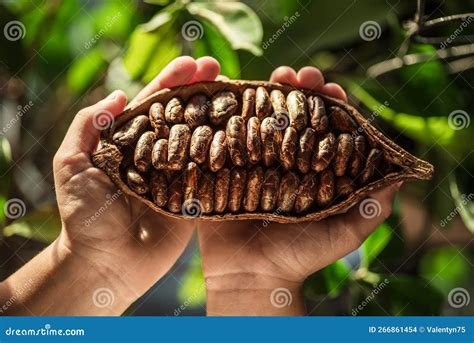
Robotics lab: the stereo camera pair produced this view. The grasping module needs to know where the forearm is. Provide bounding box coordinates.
[205,273,305,316]
[0,234,134,316]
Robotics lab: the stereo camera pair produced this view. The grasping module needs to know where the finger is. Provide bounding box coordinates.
[216,75,230,81]
[189,56,221,83]
[296,66,325,91]
[269,66,298,86]
[59,90,128,155]
[130,56,197,106]
[320,83,347,102]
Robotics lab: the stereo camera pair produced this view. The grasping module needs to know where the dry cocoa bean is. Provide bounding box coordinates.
[151,138,168,170]
[349,135,366,178]
[277,172,299,212]
[210,91,238,125]
[359,148,382,184]
[197,172,214,213]
[113,115,149,147]
[165,97,184,124]
[287,90,307,131]
[126,167,149,195]
[297,127,316,173]
[228,168,247,212]
[247,117,262,164]
[336,176,355,198]
[260,169,281,212]
[260,117,282,167]
[333,134,354,177]
[329,106,357,133]
[255,87,271,120]
[270,90,287,116]
[185,94,209,129]
[167,175,183,213]
[316,169,334,207]
[226,116,246,166]
[190,125,213,164]
[134,131,155,173]
[214,168,230,213]
[183,162,199,201]
[295,172,318,214]
[311,132,336,172]
[280,127,298,170]
[149,102,170,138]
[308,95,328,133]
[151,170,168,207]
[168,124,191,170]
[243,166,264,212]
[209,130,227,172]
[241,88,255,121]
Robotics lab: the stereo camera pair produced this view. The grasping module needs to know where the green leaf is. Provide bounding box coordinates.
[144,0,171,5]
[0,138,12,225]
[360,223,392,268]
[140,10,175,33]
[304,260,351,299]
[123,28,161,79]
[449,174,474,233]
[67,47,107,94]
[193,20,240,79]
[105,57,144,98]
[419,246,472,294]
[3,206,61,243]
[187,1,263,56]
[177,253,206,309]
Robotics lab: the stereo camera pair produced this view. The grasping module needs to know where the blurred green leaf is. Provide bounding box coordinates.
[67,47,107,94]
[360,223,392,268]
[187,1,263,56]
[304,260,351,299]
[177,253,206,308]
[124,28,161,79]
[0,138,13,225]
[140,9,175,33]
[420,246,472,294]
[193,20,240,79]
[145,0,171,5]
[449,174,474,233]
[106,57,144,98]
[3,206,61,243]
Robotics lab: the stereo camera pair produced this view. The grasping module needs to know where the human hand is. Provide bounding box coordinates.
[198,66,402,315]
[50,56,220,313]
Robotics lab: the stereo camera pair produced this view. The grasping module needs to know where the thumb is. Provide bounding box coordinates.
[59,90,128,156]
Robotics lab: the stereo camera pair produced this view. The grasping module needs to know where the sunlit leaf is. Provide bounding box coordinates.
[449,174,474,233]
[187,1,263,56]
[144,0,171,5]
[123,28,161,79]
[360,223,392,268]
[3,205,61,243]
[67,47,107,94]
[177,253,206,308]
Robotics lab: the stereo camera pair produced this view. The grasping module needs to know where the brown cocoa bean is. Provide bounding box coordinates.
[168,124,191,170]
[241,88,255,121]
[209,130,227,172]
[311,132,336,172]
[295,172,318,214]
[126,167,149,195]
[260,117,282,167]
[280,127,298,170]
[228,168,247,212]
[214,168,230,213]
[113,115,149,147]
[336,176,355,198]
[255,86,271,120]
[183,162,199,201]
[185,94,209,129]
[197,172,214,213]
[349,135,366,178]
[134,131,155,173]
[260,169,281,212]
[308,95,328,133]
[333,134,354,177]
[297,127,316,173]
[149,102,170,138]
[243,166,264,212]
[190,125,213,164]
[151,170,168,207]
[165,97,184,124]
[210,91,238,125]
[329,106,357,133]
[247,117,262,164]
[226,116,246,166]
[152,138,168,170]
[287,90,307,131]
[277,172,299,212]
[359,148,382,184]
[167,175,183,213]
[316,169,334,207]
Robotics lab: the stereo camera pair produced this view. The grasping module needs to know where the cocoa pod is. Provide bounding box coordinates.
[113,115,149,147]
[228,168,247,212]
[149,102,169,138]
[226,116,246,166]
[152,138,168,170]
[210,91,238,125]
[92,80,433,224]
[134,131,155,173]
[167,124,191,170]
[209,130,227,172]
[190,125,213,164]
[247,117,262,164]
[165,97,184,124]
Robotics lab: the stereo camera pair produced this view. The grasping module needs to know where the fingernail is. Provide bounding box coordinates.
[105,90,119,101]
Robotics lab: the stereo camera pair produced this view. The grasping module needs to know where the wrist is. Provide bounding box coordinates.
[205,273,305,316]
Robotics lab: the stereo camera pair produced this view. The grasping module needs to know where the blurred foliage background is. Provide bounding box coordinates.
[0,0,473,316]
